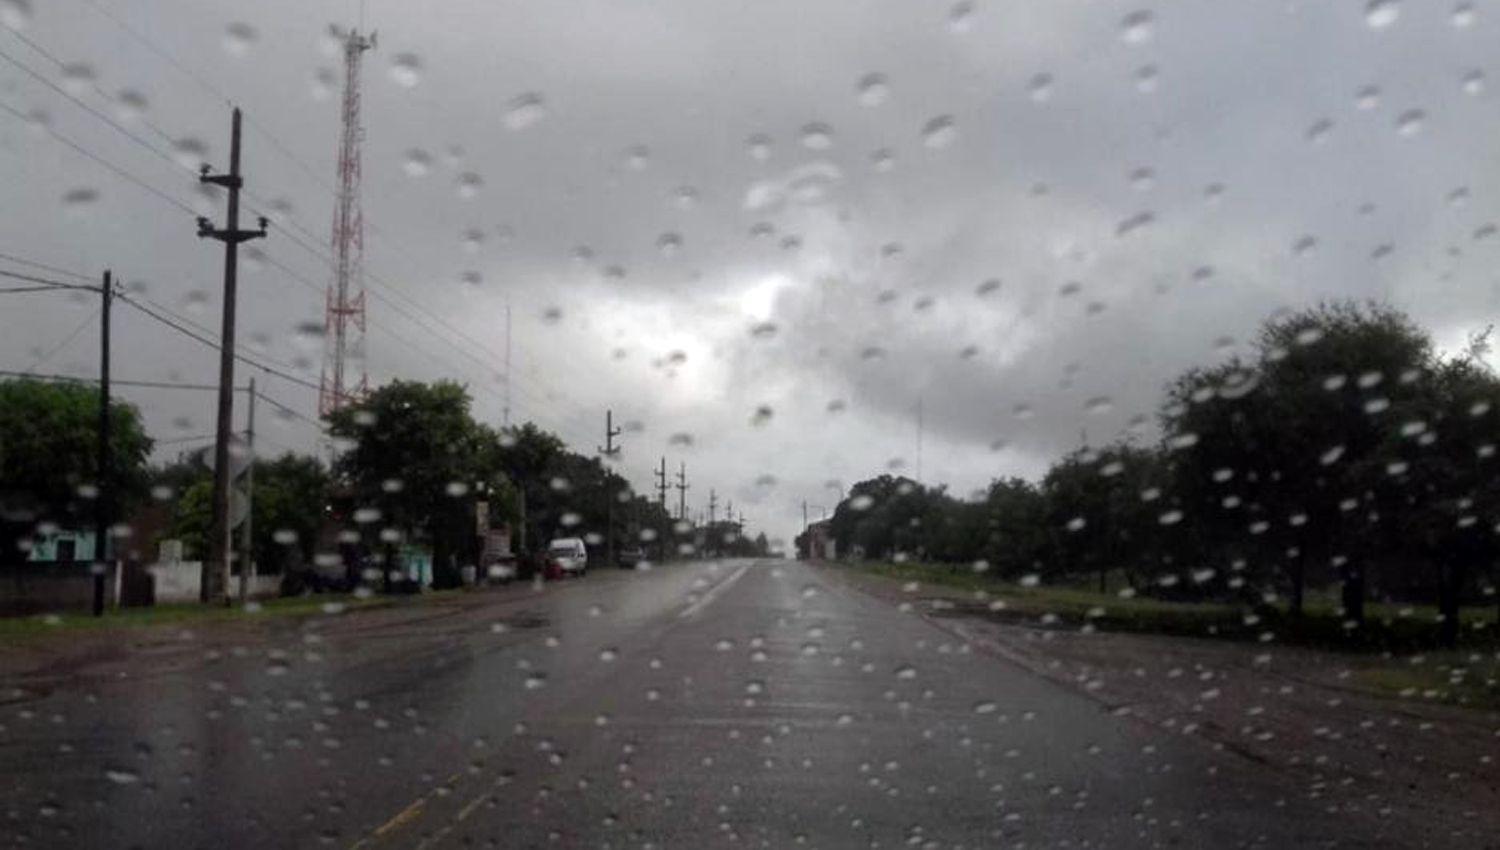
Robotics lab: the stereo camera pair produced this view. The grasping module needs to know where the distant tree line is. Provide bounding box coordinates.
[2,375,726,590]
[801,303,1500,646]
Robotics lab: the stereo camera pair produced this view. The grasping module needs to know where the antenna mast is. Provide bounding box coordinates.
[320,26,375,416]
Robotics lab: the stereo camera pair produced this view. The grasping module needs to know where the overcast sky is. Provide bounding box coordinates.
[2,0,1497,546]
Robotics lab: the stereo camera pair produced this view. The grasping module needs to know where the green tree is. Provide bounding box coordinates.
[1042,443,1173,593]
[1163,302,1433,619]
[494,422,567,555]
[166,453,331,574]
[327,381,518,588]
[979,477,1050,580]
[0,379,153,559]
[828,475,931,561]
[1372,345,1500,645]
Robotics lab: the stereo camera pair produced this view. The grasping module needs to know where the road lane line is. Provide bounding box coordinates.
[678,563,751,619]
[352,797,425,848]
[454,792,487,822]
[348,768,466,848]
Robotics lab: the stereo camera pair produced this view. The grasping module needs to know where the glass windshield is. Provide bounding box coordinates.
[1,1,1497,848]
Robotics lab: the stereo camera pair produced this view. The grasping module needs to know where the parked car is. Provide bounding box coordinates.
[617,546,645,569]
[545,537,588,577]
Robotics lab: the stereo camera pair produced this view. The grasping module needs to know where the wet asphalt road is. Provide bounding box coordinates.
[2,558,1412,849]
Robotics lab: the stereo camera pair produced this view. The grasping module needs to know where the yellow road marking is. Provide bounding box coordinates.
[372,798,426,837]
[455,793,487,822]
[348,769,471,848]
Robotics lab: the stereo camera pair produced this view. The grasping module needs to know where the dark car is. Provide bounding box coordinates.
[616,546,645,569]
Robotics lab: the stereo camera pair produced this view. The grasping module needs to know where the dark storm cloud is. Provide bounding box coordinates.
[2,0,1497,541]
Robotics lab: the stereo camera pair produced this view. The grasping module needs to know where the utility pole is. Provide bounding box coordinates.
[503,300,512,427]
[915,396,924,484]
[598,409,621,568]
[706,489,718,557]
[675,461,688,523]
[238,378,257,605]
[802,500,808,533]
[91,270,112,617]
[197,106,268,605]
[654,457,669,561]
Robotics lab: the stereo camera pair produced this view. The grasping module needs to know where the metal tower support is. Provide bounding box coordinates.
[320,27,375,417]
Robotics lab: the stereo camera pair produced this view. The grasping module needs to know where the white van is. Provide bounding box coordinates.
[545,537,588,576]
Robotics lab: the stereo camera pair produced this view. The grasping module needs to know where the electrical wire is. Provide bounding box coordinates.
[155,432,218,446]
[0,34,613,468]
[0,251,93,282]
[114,293,322,392]
[0,39,192,179]
[4,14,602,438]
[23,306,100,371]
[0,99,199,216]
[0,267,100,291]
[0,370,322,437]
[252,388,326,430]
[0,369,226,391]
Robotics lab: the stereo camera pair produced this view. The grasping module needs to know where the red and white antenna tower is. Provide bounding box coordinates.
[320,27,375,417]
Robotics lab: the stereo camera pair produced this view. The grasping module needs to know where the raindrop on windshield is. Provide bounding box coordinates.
[1365,0,1399,29]
[1027,73,1054,102]
[857,73,890,106]
[59,63,95,95]
[948,1,975,32]
[746,134,773,161]
[222,22,257,55]
[504,93,547,130]
[1395,109,1425,136]
[921,115,957,148]
[389,53,422,87]
[0,0,31,30]
[799,123,834,149]
[456,172,484,198]
[402,149,432,177]
[114,89,148,121]
[1120,10,1154,44]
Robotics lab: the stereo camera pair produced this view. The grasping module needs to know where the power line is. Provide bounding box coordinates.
[0,284,75,294]
[120,287,310,381]
[24,306,100,371]
[0,251,93,282]
[5,15,602,442]
[0,267,100,291]
[0,99,198,216]
[0,369,226,391]
[156,432,218,446]
[0,36,191,178]
[0,82,589,445]
[0,29,597,442]
[253,388,325,430]
[0,46,606,464]
[251,216,599,439]
[0,370,324,439]
[114,292,321,392]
